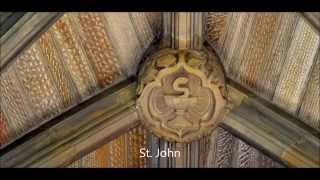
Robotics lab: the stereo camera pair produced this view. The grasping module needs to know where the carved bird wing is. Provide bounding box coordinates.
[185,88,215,122]
[149,88,176,121]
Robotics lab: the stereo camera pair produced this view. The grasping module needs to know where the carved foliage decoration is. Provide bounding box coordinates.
[137,49,227,142]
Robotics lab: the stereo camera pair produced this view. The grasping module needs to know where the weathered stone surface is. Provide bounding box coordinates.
[137,48,227,142]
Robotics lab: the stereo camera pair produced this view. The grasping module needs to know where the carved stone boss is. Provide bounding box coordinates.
[137,48,227,142]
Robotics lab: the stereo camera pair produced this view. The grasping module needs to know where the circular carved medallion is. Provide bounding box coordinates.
[137,48,227,142]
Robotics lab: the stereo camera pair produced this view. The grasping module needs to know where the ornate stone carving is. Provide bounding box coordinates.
[137,48,227,142]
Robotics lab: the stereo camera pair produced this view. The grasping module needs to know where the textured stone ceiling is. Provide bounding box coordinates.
[206,12,319,131]
[68,126,283,168]
[0,12,319,168]
[0,12,161,147]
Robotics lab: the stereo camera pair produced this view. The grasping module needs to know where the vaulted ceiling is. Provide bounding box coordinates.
[0,12,319,168]
[206,12,319,131]
[0,13,161,147]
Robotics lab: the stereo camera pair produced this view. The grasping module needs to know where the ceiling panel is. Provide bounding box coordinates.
[67,126,283,168]
[0,12,161,148]
[206,12,320,131]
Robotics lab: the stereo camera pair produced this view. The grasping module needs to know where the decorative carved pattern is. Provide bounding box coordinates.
[238,13,281,90]
[66,127,143,168]
[206,128,284,168]
[206,12,230,53]
[108,126,147,168]
[206,13,319,131]
[206,13,299,100]
[15,44,62,120]
[146,127,283,168]
[0,68,37,142]
[255,13,299,99]
[234,140,257,168]
[109,133,127,167]
[298,54,320,131]
[50,14,98,98]
[1,12,160,148]
[273,18,319,113]
[137,48,227,142]
[67,126,147,168]
[3,12,313,167]
[127,126,148,167]
[146,133,211,168]
[214,128,234,167]
[221,13,255,73]
[74,13,122,87]
[38,32,79,108]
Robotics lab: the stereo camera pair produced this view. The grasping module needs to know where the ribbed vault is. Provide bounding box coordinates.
[0,12,319,168]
